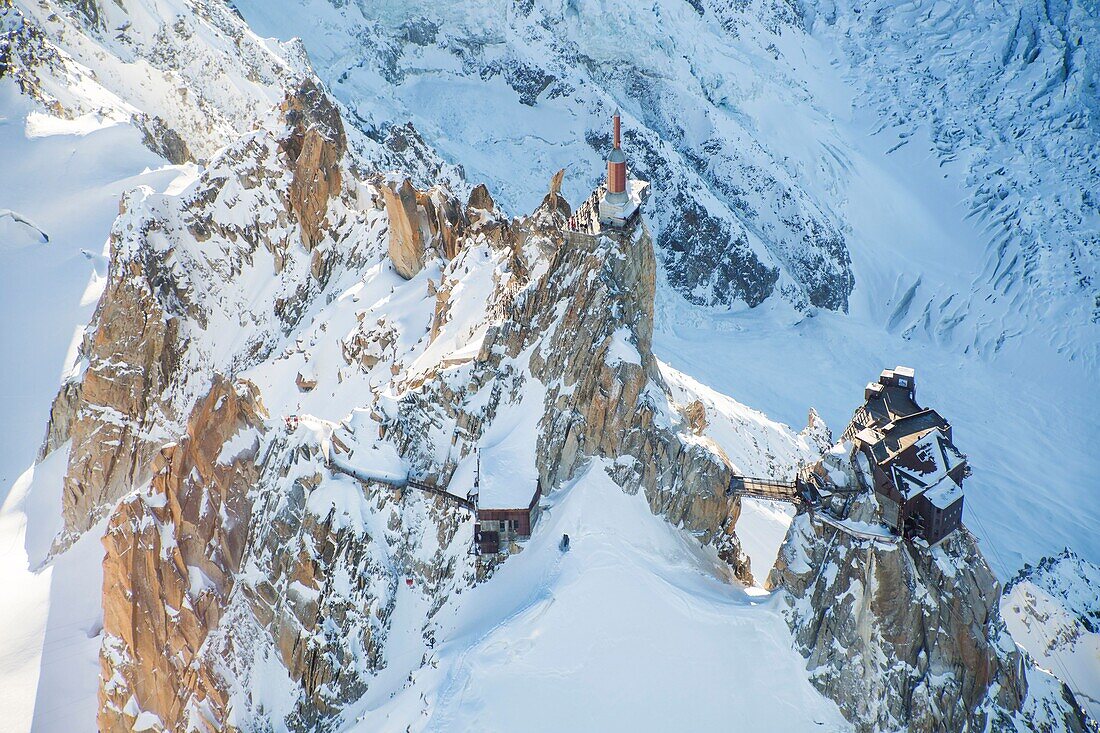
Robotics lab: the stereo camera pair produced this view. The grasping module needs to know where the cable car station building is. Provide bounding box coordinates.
[846,367,968,545]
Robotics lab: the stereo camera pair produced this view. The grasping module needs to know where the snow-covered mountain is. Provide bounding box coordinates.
[1004,550,1100,723]
[230,0,1100,575]
[233,0,1100,360]
[1,0,1097,731]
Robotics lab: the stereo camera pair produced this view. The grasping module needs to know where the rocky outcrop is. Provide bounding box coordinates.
[769,492,1089,733]
[52,238,181,550]
[382,178,469,279]
[1002,550,1100,723]
[426,188,749,576]
[420,186,465,260]
[683,399,707,435]
[99,376,264,732]
[37,377,82,461]
[40,81,367,554]
[98,375,473,732]
[466,183,495,213]
[383,179,426,278]
[280,79,346,250]
[134,114,193,165]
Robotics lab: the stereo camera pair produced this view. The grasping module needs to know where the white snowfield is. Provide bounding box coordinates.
[341,464,850,732]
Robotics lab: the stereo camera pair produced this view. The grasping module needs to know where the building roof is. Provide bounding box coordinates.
[855,427,883,446]
[864,384,924,426]
[889,430,966,500]
[868,409,951,465]
[451,444,540,511]
[925,479,964,510]
[608,148,627,163]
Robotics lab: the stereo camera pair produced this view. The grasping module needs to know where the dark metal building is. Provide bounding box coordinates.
[847,367,968,545]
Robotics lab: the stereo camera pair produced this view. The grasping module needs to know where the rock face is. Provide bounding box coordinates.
[522,221,742,567]
[98,374,472,732]
[383,179,426,278]
[53,239,181,550]
[99,377,264,732]
[432,191,749,576]
[74,83,502,731]
[280,79,347,250]
[382,178,469,279]
[1002,550,1100,723]
[769,488,1090,732]
[37,80,378,554]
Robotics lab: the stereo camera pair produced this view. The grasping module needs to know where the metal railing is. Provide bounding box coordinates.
[329,458,475,512]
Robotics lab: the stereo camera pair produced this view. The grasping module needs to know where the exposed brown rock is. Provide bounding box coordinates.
[383,178,426,279]
[683,399,708,435]
[435,185,748,578]
[467,183,495,212]
[52,249,182,552]
[382,179,470,279]
[99,376,265,732]
[280,79,346,250]
[429,278,453,342]
[538,168,571,218]
[296,370,318,392]
[37,376,82,460]
[419,186,466,260]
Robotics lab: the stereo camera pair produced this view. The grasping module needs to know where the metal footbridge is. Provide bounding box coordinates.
[726,469,823,509]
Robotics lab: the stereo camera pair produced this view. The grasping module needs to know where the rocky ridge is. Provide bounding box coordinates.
[37,77,771,730]
[41,77,356,552]
[1,0,467,193]
[230,0,856,315]
[1002,550,1100,722]
[2,0,306,162]
[768,448,1091,732]
[230,0,1100,363]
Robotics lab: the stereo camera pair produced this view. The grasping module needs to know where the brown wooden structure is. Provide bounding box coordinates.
[475,482,542,555]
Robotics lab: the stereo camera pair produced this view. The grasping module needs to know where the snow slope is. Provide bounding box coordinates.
[0,81,196,492]
[0,3,299,728]
[231,0,1100,575]
[1003,551,1100,722]
[0,82,199,732]
[341,464,851,732]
